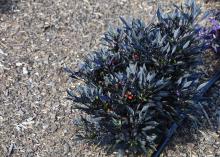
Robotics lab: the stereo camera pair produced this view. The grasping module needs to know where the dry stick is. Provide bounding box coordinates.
[152,69,220,157]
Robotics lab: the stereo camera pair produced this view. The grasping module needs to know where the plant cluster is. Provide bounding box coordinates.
[66,0,205,156]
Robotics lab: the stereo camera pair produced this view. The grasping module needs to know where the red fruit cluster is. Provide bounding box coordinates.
[124,91,134,100]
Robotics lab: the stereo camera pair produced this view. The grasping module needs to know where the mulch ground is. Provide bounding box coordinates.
[0,0,220,156]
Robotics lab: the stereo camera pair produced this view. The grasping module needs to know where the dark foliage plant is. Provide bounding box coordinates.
[66,0,205,156]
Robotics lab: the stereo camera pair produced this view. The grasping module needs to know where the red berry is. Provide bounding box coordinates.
[132,52,140,60]
[124,91,134,100]
[128,95,133,100]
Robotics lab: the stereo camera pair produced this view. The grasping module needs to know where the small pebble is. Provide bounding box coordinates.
[23,67,28,75]
[63,142,70,155]
[50,124,58,133]
[0,49,7,56]
[16,62,23,66]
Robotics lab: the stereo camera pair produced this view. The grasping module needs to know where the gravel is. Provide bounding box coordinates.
[0,0,220,156]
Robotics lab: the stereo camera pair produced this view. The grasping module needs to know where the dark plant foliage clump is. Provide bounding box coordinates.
[66,0,204,156]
